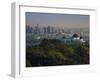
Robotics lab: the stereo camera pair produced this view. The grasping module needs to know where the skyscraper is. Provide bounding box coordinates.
[47,25,51,33]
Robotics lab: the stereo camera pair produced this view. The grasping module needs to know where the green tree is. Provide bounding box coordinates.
[46,50,66,65]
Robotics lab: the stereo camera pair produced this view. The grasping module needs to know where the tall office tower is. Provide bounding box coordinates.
[47,25,51,33]
[34,24,40,34]
[30,26,33,33]
[32,25,36,34]
[43,27,47,33]
[54,28,58,33]
[51,27,54,33]
[26,25,32,33]
[39,27,42,33]
[31,25,35,33]
[41,27,45,34]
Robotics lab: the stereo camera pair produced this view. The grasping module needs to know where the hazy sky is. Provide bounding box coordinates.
[26,12,89,29]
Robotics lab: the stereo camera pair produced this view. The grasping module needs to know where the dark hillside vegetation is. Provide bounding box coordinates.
[26,39,89,67]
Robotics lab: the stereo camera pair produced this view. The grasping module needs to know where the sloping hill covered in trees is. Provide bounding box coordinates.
[26,39,89,67]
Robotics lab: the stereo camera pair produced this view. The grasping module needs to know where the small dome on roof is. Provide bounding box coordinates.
[72,33,78,38]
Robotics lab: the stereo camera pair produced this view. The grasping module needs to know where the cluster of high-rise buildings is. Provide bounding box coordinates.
[26,24,89,36]
[26,24,89,47]
[26,24,65,34]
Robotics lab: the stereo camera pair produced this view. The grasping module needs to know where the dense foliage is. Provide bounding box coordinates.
[26,39,89,67]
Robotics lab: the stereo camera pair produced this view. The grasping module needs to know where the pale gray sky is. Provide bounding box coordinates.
[26,12,89,29]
